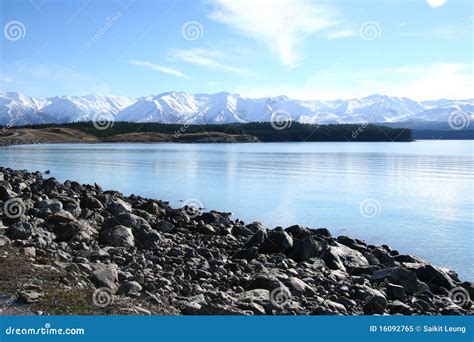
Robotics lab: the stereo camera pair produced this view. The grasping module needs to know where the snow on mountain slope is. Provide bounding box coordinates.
[1,92,473,126]
[403,102,474,122]
[0,92,51,125]
[40,95,136,122]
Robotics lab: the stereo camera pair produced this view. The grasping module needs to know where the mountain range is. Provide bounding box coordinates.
[1,91,472,127]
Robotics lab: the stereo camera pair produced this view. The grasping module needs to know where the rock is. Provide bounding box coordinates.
[118,281,142,295]
[132,224,161,249]
[388,300,413,314]
[232,246,258,260]
[49,210,75,224]
[259,231,293,254]
[323,299,348,314]
[21,247,36,258]
[198,303,250,315]
[54,220,92,242]
[154,220,174,233]
[38,199,63,213]
[18,284,44,304]
[286,236,324,261]
[248,274,286,292]
[100,225,135,248]
[287,277,315,295]
[198,224,215,235]
[81,194,103,210]
[371,267,418,294]
[284,225,312,239]
[355,285,387,314]
[0,235,11,247]
[0,185,17,201]
[243,289,270,302]
[197,211,231,225]
[107,198,132,215]
[91,265,119,292]
[244,229,266,247]
[386,283,407,301]
[322,243,369,272]
[6,221,33,240]
[413,264,455,290]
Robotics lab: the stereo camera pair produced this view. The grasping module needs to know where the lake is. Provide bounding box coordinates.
[0,140,472,280]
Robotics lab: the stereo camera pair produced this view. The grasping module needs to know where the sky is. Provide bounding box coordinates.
[0,0,472,100]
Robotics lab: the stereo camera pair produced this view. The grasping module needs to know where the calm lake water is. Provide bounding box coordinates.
[1,141,473,279]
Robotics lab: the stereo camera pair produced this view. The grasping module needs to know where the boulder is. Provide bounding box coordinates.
[153,220,174,233]
[371,267,418,294]
[232,246,258,260]
[91,265,119,292]
[54,220,92,242]
[107,198,132,215]
[322,243,369,271]
[0,185,17,201]
[49,210,75,224]
[286,236,324,261]
[5,221,33,240]
[355,285,387,314]
[259,231,293,254]
[244,229,267,247]
[100,225,135,248]
[413,264,455,290]
[81,194,103,210]
[386,283,407,301]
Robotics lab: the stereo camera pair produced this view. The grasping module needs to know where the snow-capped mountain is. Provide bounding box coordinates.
[0,92,135,125]
[0,91,473,127]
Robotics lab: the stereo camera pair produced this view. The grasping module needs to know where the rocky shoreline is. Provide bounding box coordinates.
[0,167,472,315]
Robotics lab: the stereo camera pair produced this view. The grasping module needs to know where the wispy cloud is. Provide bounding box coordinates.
[129,60,188,78]
[0,76,14,83]
[327,29,355,40]
[207,0,339,67]
[169,48,250,75]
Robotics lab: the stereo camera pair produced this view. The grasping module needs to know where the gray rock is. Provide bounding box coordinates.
[49,210,75,224]
[154,220,174,233]
[372,267,418,294]
[81,194,104,210]
[198,224,215,235]
[91,265,119,292]
[100,225,135,248]
[322,243,369,271]
[259,231,293,254]
[18,284,43,304]
[386,283,407,301]
[413,264,455,290]
[6,221,33,240]
[54,220,92,242]
[244,229,267,247]
[118,281,142,295]
[355,285,388,314]
[107,198,132,215]
[232,246,258,260]
[0,185,17,201]
[286,236,324,261]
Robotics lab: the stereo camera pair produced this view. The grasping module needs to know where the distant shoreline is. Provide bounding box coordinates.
[0,122,415,146]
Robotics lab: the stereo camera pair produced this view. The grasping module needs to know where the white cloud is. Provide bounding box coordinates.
[327,29,355,40]
[169,48,250,75]
[207,0,339,67]
[129,60,187,78]
[0,76,14,83]
[427,0,447,8]
[234,63,473,101]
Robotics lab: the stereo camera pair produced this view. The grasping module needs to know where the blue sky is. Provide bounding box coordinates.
[0,0,472,100]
